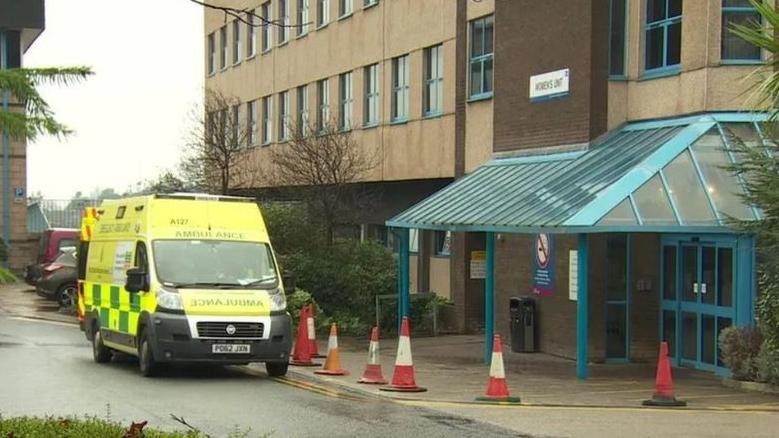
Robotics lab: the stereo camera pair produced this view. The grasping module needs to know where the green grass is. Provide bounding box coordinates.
[0,267,18,284]
[0,414,267,438]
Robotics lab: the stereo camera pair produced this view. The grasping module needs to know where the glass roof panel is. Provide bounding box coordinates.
[721,122,761,148]
[597,198,637,226]
[691,128,755,221]
[633,174,678,225]
[663,150,717,224]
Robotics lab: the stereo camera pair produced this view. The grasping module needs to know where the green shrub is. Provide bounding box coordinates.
[0,415,206,437]
[283,239,396,331]
[0,267,17,284]
[757,343,779,385]
[377,293,451,337]
[262,202,326,256]
[719,326,763,381]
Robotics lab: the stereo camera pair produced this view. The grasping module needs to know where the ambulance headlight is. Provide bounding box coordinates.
[269,288,286,312]
[156,287,183,311]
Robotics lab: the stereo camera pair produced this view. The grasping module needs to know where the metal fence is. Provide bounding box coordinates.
[27,199,99,232]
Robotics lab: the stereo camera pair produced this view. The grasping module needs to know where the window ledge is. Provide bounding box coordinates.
[608,75,628,81]
[363,122,379,129]
[261,48,272,55]
[467,93,493,103]
[432,254,450,259]
[337,12,353,21]
[316,22,329,30]
[423,112,443,120]
[261,142,272,148]
[246,54,257,61]
[296,31,309,40]
[720,59,765,66]
[390,118,409,126]
[232,60,242,67]
[207,71,216,78]
[278,40,289,48]
[363,2,379,11]
[640,66,681,81]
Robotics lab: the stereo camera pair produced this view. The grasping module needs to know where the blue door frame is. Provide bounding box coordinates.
[660,234,755,375]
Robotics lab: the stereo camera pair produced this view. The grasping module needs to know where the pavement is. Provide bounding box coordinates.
[3,281,778,411]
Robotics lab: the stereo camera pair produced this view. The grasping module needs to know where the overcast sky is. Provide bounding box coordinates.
[25,0,204,199]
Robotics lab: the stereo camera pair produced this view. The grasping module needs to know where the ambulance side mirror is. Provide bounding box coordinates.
[125,268,149,293]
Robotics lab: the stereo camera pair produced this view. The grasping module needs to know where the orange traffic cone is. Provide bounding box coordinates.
[476,334,521,403]
[307,304,326,358]
[358,327,388,385]
[379,317,427,392]
[314,323,349,376]
[290,306,320,367]
[643,342,686,407]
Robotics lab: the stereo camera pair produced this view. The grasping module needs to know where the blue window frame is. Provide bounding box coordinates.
[721,0,762,62]
[469,15,493,99]
[645,0,682,75]
[609,0,628,78]
[423,44,444,116]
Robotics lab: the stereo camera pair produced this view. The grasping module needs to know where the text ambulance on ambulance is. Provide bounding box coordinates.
[76,194,291,377]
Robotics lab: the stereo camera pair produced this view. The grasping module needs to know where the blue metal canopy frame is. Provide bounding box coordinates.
[387,112,766,379]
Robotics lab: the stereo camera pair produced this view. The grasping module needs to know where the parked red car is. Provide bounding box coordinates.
[23,228,78,286]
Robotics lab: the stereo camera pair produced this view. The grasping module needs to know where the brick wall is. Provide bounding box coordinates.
[493,0,609,152]
[450,231,486,333]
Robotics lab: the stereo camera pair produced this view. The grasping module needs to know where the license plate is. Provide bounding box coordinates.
[212,344,250,354]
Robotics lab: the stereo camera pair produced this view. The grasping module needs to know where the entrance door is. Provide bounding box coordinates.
[661,237,736,372]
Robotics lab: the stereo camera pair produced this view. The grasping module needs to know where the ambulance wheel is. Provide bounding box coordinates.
[138,330,158,377]
[265,361,288,377]
[92,328,112,363]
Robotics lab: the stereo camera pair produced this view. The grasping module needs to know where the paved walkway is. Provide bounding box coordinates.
[279,332,779,410]
[3,282,777,410]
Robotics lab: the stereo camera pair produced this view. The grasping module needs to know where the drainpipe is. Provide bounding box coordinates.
[1,31,11,267]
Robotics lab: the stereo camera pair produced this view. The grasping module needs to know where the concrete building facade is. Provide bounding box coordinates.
[206,0,768,376]
[0,0,45,270]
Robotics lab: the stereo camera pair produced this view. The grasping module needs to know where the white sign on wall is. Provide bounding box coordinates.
[529,68,570,101]
[568,250,578,301]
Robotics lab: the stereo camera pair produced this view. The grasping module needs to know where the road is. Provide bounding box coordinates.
[0,312,516,437]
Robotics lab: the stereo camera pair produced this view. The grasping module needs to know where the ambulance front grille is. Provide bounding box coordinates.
[196,322,264,338]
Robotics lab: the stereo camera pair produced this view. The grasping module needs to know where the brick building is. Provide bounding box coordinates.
[204,0,766,377]
[390,0,765,378]
[0,0,45,270]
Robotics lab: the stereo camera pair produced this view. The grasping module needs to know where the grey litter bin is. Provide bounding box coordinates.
[510,297,537,353]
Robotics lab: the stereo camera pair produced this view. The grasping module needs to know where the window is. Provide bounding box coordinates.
[392,55,409,121]
[247,100,258,146]
[279,0,290,44]
[423,44,444,116]
[297,85,309,136]
[279,91,290,141]
[317,78,330,132]
[364,64,379,126]
[339,72,353,130]
[262,96,273,145]
[262,2,272,52]
[435,231,451,256]
[318,0,330,27]
[232,20,242,65]
[207,33,216,74]
[609,0,627,76]
[247,11,257,58]
[722,0,761,61]
[364,0,378,7]
[2,31,21,69]
[298,0,310,35]
[645,0,682,72]
[231,104,241,146]
[219,25,228,69]
[469,15,494,97]
[339,0,353,17]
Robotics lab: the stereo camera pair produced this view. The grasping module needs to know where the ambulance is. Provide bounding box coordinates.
[76,193,291,377]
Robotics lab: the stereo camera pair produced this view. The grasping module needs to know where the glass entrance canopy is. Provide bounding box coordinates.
[387,113,766,234]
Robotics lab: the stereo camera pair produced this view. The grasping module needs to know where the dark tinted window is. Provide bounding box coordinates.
[58,238,77,251]
[609,0,627,76]
[5,31,21,68]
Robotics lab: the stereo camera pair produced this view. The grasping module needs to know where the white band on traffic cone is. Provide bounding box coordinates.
[368,340,380,364]
[396,336,413,366]
[307,317,315,339]
[328,334,338,351]
[489,351,505,379]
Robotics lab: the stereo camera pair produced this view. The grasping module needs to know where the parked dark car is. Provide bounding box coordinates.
[35,248,77,308]
[23,228,78,286]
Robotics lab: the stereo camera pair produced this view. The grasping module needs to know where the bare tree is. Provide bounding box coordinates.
[270,119,379,244]
[181,89,260,195]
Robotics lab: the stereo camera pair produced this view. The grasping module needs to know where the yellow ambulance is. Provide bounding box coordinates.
[76,193,291,377]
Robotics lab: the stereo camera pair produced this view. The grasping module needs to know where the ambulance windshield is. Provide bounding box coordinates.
[152,240,277,288]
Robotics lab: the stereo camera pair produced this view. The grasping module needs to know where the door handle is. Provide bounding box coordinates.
[693,282,699,295]
[701,283,707,295]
